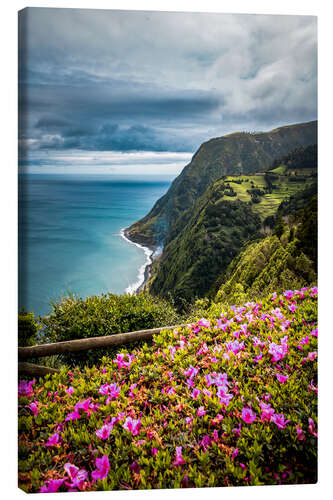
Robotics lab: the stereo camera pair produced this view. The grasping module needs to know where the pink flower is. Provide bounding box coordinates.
[18,379,35,398]
[225,340,245,354]
[232,423,242,437]
[151,447,158,456]
[95,423,114,440]
[310,328,318,337]
[75,398,91,414]
[271,413,290,429]
[129,461,141,473]
[308,418,318,437]
[165,386,177,396]
[284,290,294,300]
[308,379,318,394]
[128,383,137,398]
[276,373,289,383]
[185,416,193,428]
[186,377,194,388]
[253,353,263,363]
[211,415,223,427]
[123,416,141,436]
[217,387,233,407]
[201,435,212,451]
[241,407,256,424]
[98,383,110,395]
[65,386,75,395]
[212,429,219,442]
[65,409,80,421]
[296,425,305,441]
[259,402,275,422]
[197,343,209,355]
[232,448,238,460]
[240,323,248,336]
[27,401,39,416]
[198,318,210,328]
[302,351,317,363]
[297,336,309,350]
[191,388,201,400]
[40,479,64,493]
[45,432,61,447]
[203,388,213,398]
[114,352,134,370]
[99,383,120,400]
[168,345,176,360]
[173,446,185,466]
[288,304,297,313]
[269,340,288,362]
[91,455,110,482]
[183,365,199,379]
[197,406,206,417]
[64,463,88,490]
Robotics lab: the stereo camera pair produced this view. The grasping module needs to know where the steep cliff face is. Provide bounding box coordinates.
[127,121,317,246]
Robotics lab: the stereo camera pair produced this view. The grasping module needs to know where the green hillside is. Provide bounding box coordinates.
[127,121,317,247]
[145,171,316,305]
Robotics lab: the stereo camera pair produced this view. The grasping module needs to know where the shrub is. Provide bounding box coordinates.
[18,310,40,347]
[40,293,179,366]
[18,287,317,492]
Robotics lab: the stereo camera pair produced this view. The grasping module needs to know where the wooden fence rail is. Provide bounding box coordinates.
[18,324,186,361]
[18,362,61,376]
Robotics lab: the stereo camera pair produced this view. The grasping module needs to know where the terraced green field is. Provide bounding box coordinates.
[269,164,287,175]
[224,174,314,219]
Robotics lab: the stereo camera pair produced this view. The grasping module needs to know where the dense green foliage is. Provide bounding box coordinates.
[127,121,317,246]
[215,233,316,305]
[18,288,318,492]
[18,310,40,347]
[296,195,317,269]
[40,293,179,366]
[148,182,261,306]
[269,144,317,172]
[214,183,317,305]
[277,182,317,218]
[145,170,315,306]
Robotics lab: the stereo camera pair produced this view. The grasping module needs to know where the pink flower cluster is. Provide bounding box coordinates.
[18,379,35,398]
[268,336,288,362]
[122,416,142,436]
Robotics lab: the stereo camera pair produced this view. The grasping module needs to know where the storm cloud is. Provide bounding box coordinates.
[18,8,317,170]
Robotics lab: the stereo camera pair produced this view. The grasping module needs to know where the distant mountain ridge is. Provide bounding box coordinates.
[127,120,317,247]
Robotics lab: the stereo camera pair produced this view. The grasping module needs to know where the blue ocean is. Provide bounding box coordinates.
[18,174,173,317]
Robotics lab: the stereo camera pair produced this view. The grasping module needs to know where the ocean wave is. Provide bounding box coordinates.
[120,228,153,294]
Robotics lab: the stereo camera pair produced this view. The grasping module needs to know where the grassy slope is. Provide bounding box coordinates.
[224,173,315,219]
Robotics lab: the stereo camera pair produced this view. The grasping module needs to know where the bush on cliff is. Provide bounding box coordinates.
[40,293,179,367]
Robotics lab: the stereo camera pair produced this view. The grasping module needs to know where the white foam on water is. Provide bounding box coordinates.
[120,228,154,294]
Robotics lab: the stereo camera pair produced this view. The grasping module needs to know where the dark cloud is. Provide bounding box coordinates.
[18,7,317,162]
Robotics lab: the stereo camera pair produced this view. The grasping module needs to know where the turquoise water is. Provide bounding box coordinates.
[18,174,173,317]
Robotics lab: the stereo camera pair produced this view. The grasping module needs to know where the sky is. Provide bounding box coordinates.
[18,8,317,174]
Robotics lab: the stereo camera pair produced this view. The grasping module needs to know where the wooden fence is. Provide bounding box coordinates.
[18,324,186,376]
